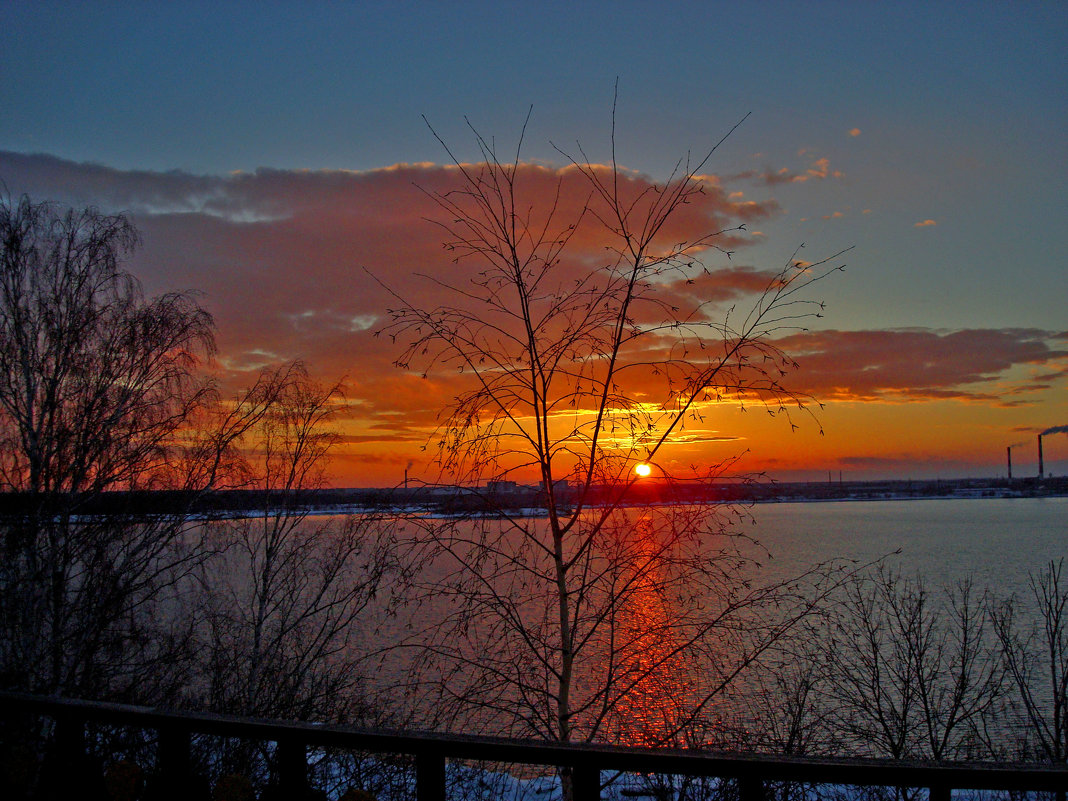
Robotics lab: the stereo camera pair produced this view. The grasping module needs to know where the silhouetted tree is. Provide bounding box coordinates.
[0,195,220,699]
[0,196,393,797]
[824,568,1005,761]
[195,364,395,787]
[735,620,842,756]
[379,97,848,799]
[992,559,1068,764]
[199,364,394,722]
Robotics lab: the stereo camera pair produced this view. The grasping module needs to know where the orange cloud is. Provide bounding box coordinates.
[848,128,861,137]
[914,219,937,227]
[0,151,791,475]
[778,328,1068,403]
[6,151,1061,485]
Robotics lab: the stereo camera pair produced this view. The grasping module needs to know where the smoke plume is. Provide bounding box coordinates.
[1042,425,1068,435]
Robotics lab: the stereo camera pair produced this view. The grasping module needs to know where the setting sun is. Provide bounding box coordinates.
[634,463,652,478]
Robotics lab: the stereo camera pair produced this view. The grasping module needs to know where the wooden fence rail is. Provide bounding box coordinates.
[1,692,1065,800]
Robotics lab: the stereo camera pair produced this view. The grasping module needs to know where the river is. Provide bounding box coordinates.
[746,494,1067,591]
[364,495,1065,757]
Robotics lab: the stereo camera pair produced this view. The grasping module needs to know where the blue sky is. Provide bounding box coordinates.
[2,1,1066,483]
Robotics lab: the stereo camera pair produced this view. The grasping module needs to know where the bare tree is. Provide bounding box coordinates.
[824,567,1005,761]
[198,363,394,724]
[0,195,221,699]
[734,621,842,757]
[992,559,1068,764]
[378,97,848,801]
[190,364,396,795]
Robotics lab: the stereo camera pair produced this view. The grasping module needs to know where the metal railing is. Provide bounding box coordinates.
[1,692,1065,800]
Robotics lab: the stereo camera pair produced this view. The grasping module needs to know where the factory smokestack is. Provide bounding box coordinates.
[1007,446,1012,481]
[1038,434,1044,479]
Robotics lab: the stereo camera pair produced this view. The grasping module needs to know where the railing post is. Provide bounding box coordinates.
[54,710,85,765]
[415,751,446,801]
[277,737,309,796]
[157,723,191,789]
[50,710,89,796]
[738,775,766,801]
[572,764,600,801]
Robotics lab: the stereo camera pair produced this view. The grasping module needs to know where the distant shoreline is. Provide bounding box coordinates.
[4,476,1062,519]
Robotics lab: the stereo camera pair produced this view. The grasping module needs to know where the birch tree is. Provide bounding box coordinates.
[199,364,394,723]
[0,195,218,700]
[380,100,847,798]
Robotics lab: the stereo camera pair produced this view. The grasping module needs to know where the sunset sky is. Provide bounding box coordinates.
[2,1,1065,486]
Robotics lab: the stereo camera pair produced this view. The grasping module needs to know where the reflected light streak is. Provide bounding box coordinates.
[598,513,703,747]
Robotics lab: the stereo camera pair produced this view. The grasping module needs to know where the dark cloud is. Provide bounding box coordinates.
[653,266,784,311]
[778,328,1068,402]
[727,155,842,187]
